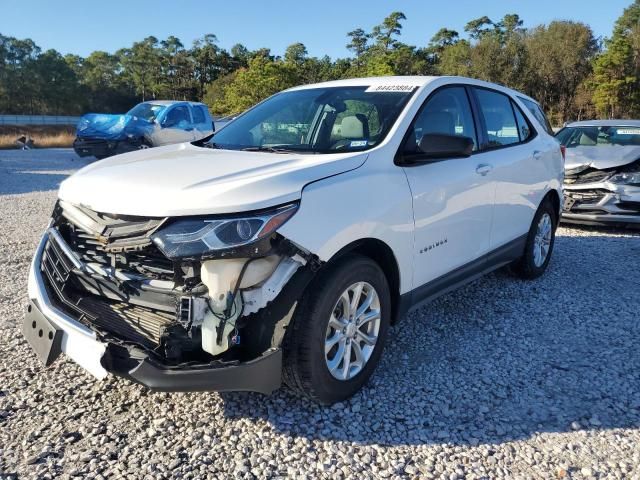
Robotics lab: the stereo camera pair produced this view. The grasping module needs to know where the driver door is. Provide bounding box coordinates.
[401,85,495,288]
[157,105,196,145]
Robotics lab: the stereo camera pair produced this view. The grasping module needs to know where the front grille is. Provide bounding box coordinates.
[76,296,174,348]
[65,227,174,280]
[565,169,612,185]
[567,190,607,203]
[617,201,640,212]
[55,202,174,281]
[41,234,176,349]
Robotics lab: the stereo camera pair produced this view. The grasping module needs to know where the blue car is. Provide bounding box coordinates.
[73,101,215,159]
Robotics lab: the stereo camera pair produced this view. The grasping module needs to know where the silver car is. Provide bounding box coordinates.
[557,120,640,227]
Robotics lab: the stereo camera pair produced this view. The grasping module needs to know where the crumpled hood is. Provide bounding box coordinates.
[564,145,640,170]
[76,113,155,140]
[59,143,367,216]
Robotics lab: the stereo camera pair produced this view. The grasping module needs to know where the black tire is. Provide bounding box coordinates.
[138,139,152,149]
[511,199,557,279]
[283,254,391,404]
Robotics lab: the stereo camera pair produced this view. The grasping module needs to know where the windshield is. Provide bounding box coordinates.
[205,86,416,153]
[556,125,640,148]
[127,103,167,122]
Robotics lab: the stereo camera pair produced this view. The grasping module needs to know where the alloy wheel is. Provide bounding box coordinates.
[324,281,381,381]
[533,212,553,267]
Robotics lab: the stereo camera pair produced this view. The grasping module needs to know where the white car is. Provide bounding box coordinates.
[23,76,563,404]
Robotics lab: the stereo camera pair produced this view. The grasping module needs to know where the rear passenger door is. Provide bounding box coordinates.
[191,105,214,140]
[470,87,549,249]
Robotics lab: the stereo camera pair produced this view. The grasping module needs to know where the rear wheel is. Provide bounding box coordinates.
[283,255,391,404]
[511,199,557,279]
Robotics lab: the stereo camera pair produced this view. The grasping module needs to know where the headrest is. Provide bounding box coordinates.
[579,132,597,145]
[340,116,365,139]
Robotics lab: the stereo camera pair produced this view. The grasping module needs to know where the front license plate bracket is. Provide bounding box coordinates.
[563,196,576,212]
[22,302,63,366]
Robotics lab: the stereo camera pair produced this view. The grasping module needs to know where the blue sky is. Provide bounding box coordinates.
[0,0,631,58]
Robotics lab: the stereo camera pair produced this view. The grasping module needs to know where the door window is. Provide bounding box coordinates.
[405,86,478,153]
[192,106,207,124]
[474,88,520,148]
[163,106,191,128]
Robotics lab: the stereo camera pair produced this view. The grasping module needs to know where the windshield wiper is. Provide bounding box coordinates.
[241,146,317,154]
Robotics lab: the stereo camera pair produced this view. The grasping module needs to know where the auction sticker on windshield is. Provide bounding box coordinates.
[365,84,416,92]
[616,128,640,135]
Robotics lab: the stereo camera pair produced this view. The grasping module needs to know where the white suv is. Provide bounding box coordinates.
[24,76,563,404]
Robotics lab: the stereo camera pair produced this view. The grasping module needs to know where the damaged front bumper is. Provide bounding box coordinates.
[23,227,286,394]
[73,136,144,159]
[562,183,640,226]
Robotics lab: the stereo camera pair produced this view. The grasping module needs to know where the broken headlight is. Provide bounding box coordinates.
[151,203,298,259]
[609,171,640,186]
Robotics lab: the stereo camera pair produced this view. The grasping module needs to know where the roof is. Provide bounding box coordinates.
[286,75,539,104]
[288,76,439,91]
[140,100,206,107]
[566,119,640,127]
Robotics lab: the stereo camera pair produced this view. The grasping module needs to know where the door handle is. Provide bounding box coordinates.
[533,150,543,160]
[476,164,493,176]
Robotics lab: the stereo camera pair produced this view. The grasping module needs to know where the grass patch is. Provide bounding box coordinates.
[0,125,75,149]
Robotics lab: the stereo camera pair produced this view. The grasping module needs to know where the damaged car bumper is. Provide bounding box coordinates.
[562,183,640,226]
[22,203,315,394]
[73,137,144,159]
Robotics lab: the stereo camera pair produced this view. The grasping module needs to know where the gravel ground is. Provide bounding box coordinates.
[1,148,639,480]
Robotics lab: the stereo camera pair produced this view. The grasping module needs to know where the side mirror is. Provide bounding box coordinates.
[414,133,474,160]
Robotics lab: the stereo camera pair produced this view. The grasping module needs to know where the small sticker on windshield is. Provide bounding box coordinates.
[616,128,640,135]
[365,84,415,93]
[350,140,368,147]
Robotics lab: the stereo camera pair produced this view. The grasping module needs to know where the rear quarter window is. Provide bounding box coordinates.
[519,97,553,135]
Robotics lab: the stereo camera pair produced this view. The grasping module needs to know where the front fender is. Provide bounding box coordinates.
[278,161,415,294]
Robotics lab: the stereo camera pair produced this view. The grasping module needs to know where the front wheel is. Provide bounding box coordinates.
[511,199,557,279]
[283,255,391,404]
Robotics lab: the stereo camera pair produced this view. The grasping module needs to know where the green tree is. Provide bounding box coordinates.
[207,56,298,114]
[346,28,369,69]
[525,21,598,123]
[118,36,170,100]
[284,42,308,65]
[592,0,640,117]
[230,43,250,67]
[464,16,494,40]
[371,11,407,51]
[438,40,472,76]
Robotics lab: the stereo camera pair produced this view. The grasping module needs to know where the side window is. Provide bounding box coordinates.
[474,88,519,148]
[512,102,532,142]
[406,86,478,152]
[519,97,553,135]
[164,106,191,128]
[192,106,206,124]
